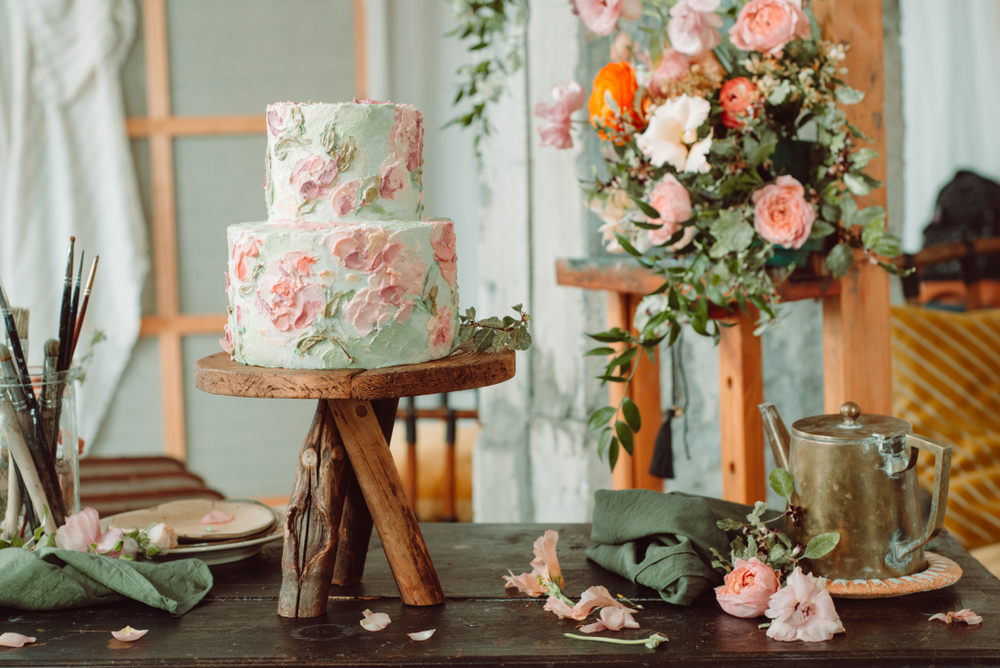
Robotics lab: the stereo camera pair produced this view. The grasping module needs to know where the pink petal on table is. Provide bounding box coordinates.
[578,620,607,634]
[407,629,436,641]
[200,510,234,525]
[111,627,148,642]
[360,609,391,631]
[0,633,36,648]
[930,609,983,625]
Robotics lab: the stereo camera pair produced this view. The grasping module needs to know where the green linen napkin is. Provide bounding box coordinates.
[586,489,780,606]
[0,547,213,614]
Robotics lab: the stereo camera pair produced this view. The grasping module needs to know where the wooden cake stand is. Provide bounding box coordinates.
[195,344,515,618]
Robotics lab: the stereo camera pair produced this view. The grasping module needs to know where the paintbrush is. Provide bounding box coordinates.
[10,308,28,360]
[56,238,75,374]
[69,251,83,349]
[40,339,59,457]
[70,256,98,360]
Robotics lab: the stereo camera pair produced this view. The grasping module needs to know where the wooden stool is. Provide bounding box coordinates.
[195,344,515,618]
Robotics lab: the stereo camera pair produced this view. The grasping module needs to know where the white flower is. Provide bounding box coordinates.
[636,95,711,171]
[589,189,636,253]
[684,131,713,173]
[145,522,177,555]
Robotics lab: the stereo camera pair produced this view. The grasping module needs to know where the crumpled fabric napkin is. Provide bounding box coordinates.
[586,489,780,606]
[0,547,213,614]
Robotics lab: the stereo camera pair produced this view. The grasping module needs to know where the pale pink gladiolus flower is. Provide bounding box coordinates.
[55,507,102,552]
[752,175,816,249]
[0,633,36,648]
[765,567,846,642]
[503,569,547,597]
[201,510,234,525]
[579,605,641,632]
[111,627,148,642]
[729,0,810,56]
[714,557,780,618]
[544,596,578,619]
[360,609,391,632]
[535,82,586,150]
[573,0,642,36]
[929,609,983,625]
[667,0,723,56]
[532,530,563,589]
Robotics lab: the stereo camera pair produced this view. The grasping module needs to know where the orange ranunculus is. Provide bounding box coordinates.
[589,61,644,141]
[720,77,759,128]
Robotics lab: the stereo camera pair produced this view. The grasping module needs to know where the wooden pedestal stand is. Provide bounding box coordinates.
[194,345,515,618]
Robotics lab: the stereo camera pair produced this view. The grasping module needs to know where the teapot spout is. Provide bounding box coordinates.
[758,403,791,471]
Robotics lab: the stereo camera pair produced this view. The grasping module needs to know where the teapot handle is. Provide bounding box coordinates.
[892,434,952,560]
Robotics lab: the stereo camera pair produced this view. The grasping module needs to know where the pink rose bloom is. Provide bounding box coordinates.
[426,306,454,358]
[667,0,723,57]
[648,49,691,97]
[572,0,643,36]
[765,567,846,642]
[290,154,338,201]
[55,507,102,552]
[646,174,693,246]
[220,321,234,354]
[752,175,816,249]
[256,252,325,332]
[380,159,410,200]
[729,0,810,56]
[389,106,424,172]
[535,81,586,150]
[714,557,780,618]
[431,221,458,287]
[330,180,361,217]
[96,527,124,556]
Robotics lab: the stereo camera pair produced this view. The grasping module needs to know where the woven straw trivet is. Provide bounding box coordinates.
[825,552,962,599]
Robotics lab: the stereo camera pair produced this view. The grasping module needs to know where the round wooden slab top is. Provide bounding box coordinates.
[195,344,516,400]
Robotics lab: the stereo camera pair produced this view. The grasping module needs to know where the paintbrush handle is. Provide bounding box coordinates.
[0,400,57,534]
[70,257,98,361]
[2,459,23,538]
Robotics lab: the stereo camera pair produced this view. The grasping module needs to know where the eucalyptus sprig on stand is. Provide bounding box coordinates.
[457,304,532,353]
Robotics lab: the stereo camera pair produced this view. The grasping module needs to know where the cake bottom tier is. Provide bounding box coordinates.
[223,218,458,370]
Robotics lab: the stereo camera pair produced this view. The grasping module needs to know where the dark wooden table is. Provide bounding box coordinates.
[3,524,998,666]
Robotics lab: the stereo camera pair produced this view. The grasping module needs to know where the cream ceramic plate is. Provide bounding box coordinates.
[154,514,284,566]
[104,498,277,542]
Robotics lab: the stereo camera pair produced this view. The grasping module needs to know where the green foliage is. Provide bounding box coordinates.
[457,304,533,353]
[769,468,794,499]
[804,532,841,560]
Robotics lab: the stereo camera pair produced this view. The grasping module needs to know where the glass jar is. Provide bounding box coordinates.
[0,369,78,538]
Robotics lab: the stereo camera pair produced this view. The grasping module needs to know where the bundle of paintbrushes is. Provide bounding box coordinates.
[0,238,98,539]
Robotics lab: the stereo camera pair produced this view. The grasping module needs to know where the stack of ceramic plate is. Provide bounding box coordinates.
[102,498,283,566]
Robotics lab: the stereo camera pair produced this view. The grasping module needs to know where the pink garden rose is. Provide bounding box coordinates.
[535,81,587,150]
[290,155,338,201]
[752,175,816,249]
[380,159,410,201]
[390,106,424,172]
[667,0,723,57]
[431,221,458,287]
[714,557,780,618]
[648,49,691,97]
[55,507,102,552]
[572,0,643,36]
[256,252,325,333]
[765,567,846,642]
[646,174,693,246]
[729,0,810,56]
[330,180,361,216]
[426,306,454,358]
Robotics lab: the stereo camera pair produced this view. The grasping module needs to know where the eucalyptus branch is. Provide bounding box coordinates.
[457,304,532,353]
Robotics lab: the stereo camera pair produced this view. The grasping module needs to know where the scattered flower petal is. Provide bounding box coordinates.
[360,609,391,631]
[503,570,546,597]
[930,609,982,625]
[407,629,436,641]
[111,627,148,642]
[0,633,36,648]
[200,510,234,525]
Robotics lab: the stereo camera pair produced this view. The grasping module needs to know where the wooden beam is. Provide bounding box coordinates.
[815,0,893,416]
[353,0,367,100]
[718,307,766,504]
[140,313,228,337]
[127,115,265,137]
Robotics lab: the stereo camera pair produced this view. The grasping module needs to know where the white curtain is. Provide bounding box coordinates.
[0,0,148,447]
[901,0,1000,251]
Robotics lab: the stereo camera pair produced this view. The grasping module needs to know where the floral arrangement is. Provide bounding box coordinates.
[532,0,906,469]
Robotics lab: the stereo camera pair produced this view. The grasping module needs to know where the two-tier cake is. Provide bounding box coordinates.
[221,101,458,369]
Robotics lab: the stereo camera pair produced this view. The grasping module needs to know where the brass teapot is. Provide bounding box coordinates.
[759,401,952,581]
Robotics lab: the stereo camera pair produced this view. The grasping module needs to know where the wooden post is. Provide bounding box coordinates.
[279,401,350,618]
[328,398,444,606]
[718,307,766,504]
[815,0,893,416]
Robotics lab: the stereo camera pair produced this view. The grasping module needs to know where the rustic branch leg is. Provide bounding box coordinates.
[278,400,351,618]
[328,398,445,606]
[332,397,399,586]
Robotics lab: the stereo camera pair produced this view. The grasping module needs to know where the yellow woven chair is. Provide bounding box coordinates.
[891,305,1000,549]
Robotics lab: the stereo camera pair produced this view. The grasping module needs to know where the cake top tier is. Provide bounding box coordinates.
[265,101,424,223]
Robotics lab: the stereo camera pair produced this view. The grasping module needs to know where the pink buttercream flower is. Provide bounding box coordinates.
[389,106,424,172]
[55,507,102,552]
[220,322,234,354]
[667,0,723,56]
[431,221,458,287]
[380,159,410,201]
[752,175,816,249]
[929,609,983,625]
[290,155,338,201]
[330,180,362,217]
[231,236,260,282]
[266,101,294,137]
[729,0,810,56]
[572,0,643,35]
[714,557,780,618]
[535,81,587,150]
[427,306,454,358]
[765,567,846,642]
[256,252,326,333]
[645,174,693,246]
[343,288,395,337]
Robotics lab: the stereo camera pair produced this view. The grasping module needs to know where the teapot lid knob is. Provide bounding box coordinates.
[840,401,861,427]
